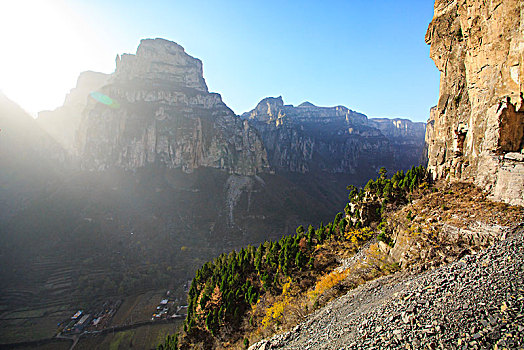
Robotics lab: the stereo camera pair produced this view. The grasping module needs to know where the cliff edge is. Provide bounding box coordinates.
[425,0,524,206]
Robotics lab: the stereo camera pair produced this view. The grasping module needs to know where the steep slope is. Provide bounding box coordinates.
[425,0,524,205]
[165,168,522,349]
[0,38,430,344]
[157,1,524,348]
[0,40,344,328]
[250,224,524,349]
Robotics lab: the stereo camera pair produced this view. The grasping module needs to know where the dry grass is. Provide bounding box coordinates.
[238,237,398,349]
[386,181,523,271]
[205,181,523,349]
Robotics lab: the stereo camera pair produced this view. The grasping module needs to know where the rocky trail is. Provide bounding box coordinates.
[251,223,524,350]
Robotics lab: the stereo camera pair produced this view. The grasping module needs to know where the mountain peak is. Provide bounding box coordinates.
[114,37,207,92]
[136,38,186,57]
[72,38,269,175]
[241,96,285,122]
[297,101,316,108]
[256,96,284,108]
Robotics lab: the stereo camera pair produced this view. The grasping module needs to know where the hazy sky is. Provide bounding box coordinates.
[0,0,439,121]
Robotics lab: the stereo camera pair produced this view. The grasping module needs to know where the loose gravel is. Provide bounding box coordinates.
[250,224,524,350]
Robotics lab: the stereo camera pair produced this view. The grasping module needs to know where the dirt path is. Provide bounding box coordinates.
[68,335,79,350]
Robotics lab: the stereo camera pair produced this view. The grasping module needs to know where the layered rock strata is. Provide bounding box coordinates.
[425,0,524,205]
[369,118,427,168]
[76,38,269,175]
[242,97,426,175]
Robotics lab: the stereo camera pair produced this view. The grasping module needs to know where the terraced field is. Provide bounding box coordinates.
[75,322,182,350]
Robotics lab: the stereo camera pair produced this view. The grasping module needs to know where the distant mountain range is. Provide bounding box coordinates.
[0,38,426,322]
[242,96,425,175]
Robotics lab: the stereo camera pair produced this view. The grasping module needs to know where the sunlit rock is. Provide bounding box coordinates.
[425,0,524,206]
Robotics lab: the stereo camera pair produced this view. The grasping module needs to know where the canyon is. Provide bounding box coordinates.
[240,1,524,349]
[0,38,426,346]
[1,0,523,346]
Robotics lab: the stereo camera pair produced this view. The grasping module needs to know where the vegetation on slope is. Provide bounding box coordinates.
[158,166,427,349]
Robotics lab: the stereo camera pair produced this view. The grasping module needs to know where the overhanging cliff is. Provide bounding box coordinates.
[425,0,524,206]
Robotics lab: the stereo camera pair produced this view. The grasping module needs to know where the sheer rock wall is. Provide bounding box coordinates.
[425,0,524,206]
[242,97,426,175]
[76,38,269,175]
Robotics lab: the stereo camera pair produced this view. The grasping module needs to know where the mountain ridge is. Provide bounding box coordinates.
[1,39,426,343]
[156,0,524,348]
[242,96,425,175]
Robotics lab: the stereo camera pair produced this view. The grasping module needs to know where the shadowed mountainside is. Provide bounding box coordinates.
[0,39,426,344]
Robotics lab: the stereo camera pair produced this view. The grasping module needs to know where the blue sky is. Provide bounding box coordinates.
[1,0,439,122]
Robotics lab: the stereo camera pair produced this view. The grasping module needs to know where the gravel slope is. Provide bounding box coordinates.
[251,224,524,350]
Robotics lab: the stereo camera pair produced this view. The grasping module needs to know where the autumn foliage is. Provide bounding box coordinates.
[158,166,427,349]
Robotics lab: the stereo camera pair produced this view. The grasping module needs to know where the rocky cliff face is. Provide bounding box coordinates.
[0,38,431,318]
[369,118,427,169]
[425,0,524,206]
[37,71,110,153]
[76,38,269,175]
[242,97,425,176]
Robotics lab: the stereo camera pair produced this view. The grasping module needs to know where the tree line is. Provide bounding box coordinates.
[159,165,427,349]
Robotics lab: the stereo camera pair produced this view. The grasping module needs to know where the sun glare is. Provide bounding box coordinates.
[0,0,106,116]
